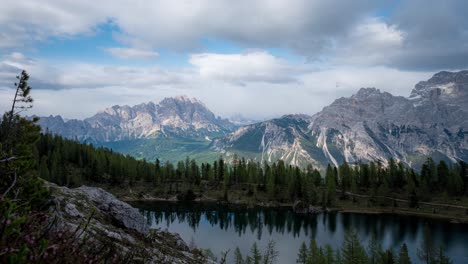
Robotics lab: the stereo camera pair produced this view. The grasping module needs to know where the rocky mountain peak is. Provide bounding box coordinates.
[174,95,199,103]
[354,87,382,98]
[37,96,236,143]
[161,95,203,106]
[410,70,468,99]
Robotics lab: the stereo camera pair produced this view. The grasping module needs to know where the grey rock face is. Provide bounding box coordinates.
[213,114,318,167]
[75,186,150,235]
[48,182,149,236]
[38,95,236,143]
[47,182,213,263]
[214,71,468,169]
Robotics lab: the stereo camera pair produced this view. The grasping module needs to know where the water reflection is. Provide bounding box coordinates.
[134,202,468,264]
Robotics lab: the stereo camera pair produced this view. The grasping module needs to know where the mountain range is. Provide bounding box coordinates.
[37,71,468,169]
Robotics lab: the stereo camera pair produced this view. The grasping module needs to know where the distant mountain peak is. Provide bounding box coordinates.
[37,96,236,143]
[174,95,197,102]
[214,71,467,169]
[411,70,468,99]
[353,87,383,98]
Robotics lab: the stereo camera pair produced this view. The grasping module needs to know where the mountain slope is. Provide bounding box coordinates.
[213,71,468,169]
[37,71,468,168]
[37,96,234,161]
[38,95,235,143]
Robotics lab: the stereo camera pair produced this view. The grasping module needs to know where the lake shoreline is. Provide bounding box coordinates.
[122,195,468,224]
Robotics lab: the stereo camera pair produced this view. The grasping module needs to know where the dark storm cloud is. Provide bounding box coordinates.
[387,0,468,70]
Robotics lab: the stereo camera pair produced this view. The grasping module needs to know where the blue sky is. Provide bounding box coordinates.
[0,0,466,119]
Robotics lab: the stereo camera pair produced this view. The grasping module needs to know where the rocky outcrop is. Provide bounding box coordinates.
[73,186,150,235]
[46,182,213,263]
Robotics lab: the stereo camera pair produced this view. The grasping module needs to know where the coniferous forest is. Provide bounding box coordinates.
[35,132,468,208]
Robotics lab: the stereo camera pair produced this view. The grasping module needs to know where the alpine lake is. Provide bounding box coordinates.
[132,201,468,264]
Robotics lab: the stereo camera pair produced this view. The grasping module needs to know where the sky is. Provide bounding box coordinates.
[0,0,467,120]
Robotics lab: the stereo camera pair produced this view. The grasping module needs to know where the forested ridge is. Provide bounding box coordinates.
[36,132,468,208]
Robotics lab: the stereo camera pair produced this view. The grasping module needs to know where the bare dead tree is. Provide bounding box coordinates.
[8,70,33,125]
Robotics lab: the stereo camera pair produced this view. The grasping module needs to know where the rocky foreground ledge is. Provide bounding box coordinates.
[45,182,213,263]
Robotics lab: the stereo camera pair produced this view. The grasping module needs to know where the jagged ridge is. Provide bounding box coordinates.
[214,71,468,169]
[38,95,236,143]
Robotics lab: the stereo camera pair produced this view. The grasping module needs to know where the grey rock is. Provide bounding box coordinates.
[64,203,83,218]
[75,186,149,235]
[46,182,213,263]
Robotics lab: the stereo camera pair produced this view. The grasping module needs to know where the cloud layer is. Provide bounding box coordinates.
[1,0,467,70]
[0,51,432,120]
[106,47,159,60]
[0,1,465,120]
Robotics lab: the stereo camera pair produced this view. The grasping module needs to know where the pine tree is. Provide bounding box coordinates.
[326,164,336,206]
[447,166,463,196]
[234,247,245,264]
[435,247,451,264]
[297,242,308,264]
[437,161,449,191]
[417,225,436,264]
[325,245,335,264]
[341,230,367,264]
[398,244,411,264]
[39,156,50,180]
[380,250,395,264]
[308,239,320,262]
[339,162,351,198]
[250,242,262,264]
[368,233,383,264]
[154,158,161,185]
[262,240,278,264]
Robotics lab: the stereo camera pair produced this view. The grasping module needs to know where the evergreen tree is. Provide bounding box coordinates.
[39,155,50,180]
[297,242,308,264]
[417,225,436,264]
[341,230,368,264]
[262,240,278,264]
[234,247,245,264]
[325,245,335,264]
[326,164,336,206]
[339,162,351,198]
[368,233,383,264]
[447,166,463,196]
[435,247,451,264]
[398,244,411,264]
[437,161,449,191]
[250,242,262,264]
[308,239,320,263]
[380,250,395,264]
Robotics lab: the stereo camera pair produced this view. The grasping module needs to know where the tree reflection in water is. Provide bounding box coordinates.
[135,201,468,263]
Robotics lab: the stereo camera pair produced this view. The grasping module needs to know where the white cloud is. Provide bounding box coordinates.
[0,0,109,48]
[189,51,304,83]
[1,1,467,70]
[0,0,377,55]
[0,52,434,121]
[106,47,159,60]
[331,18,404,66]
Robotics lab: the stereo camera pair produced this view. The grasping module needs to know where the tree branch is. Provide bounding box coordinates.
[0,156,17,163]
[1,170,17,201]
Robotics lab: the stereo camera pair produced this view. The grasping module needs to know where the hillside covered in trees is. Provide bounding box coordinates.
[36,132,468,211]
